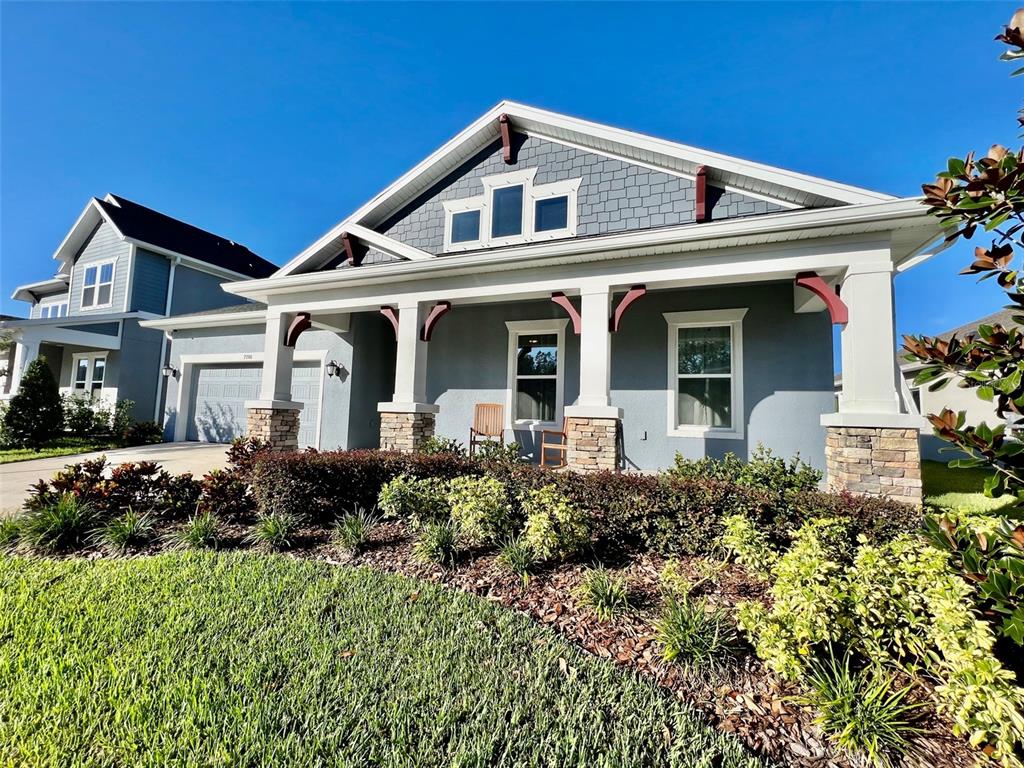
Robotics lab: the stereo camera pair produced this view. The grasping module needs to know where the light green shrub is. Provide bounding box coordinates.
[446,475,512,546]
[722,514,778,577]
[377,474,449,529]
[521,485,589,561]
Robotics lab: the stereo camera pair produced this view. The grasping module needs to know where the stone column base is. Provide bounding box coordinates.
[566,417,620,473]
[379,410,436,453]
[825,426,922,505]
[246,407,301,452]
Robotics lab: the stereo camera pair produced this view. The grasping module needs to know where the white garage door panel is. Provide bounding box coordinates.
[187,362,321,448]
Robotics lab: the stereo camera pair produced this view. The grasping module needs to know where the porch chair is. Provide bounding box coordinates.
[469,403,505,456]
[540,418,571,469]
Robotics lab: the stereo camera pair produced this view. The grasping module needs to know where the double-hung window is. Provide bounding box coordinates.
[664,309,747,439]
[72,353,107,400]
[506,319,567,427]
[81,261,115,309]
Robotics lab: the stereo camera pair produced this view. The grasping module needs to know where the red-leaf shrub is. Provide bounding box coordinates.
[198,469,254,522]
[226,436,272,482]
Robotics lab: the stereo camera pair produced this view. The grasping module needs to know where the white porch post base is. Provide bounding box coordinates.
[245,399,303,452]
[821,413,923,506]
[378,402,439,453]
[564,405,621,473]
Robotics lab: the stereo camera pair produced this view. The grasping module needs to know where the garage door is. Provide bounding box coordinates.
[187,362,321,448]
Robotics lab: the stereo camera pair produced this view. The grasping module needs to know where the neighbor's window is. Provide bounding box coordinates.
[492,185,524,238]
[664,309,746,438]
[81,262,114,308]
[451,210,481,244]
[72,354,106,400]
[535,196,569,232]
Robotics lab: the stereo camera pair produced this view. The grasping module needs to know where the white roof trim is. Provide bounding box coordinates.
[11,277,70,303]
[139,309,266,332]
[276,100,896,277]
[345,223,434,262]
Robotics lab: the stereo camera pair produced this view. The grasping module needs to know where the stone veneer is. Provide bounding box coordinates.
[824,426,922,505]
[566,417,620,473]
[379,411,436,453]
[247,408,300,452]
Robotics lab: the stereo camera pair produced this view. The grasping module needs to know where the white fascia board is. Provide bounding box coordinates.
[139,310,267,332]
[11,277,70,302]
[228,198,936,302]
[344,223,434,261]
[50,199,113,268]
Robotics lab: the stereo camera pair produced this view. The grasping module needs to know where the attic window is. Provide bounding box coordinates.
[443,168,581,252]
[81,261,115,309]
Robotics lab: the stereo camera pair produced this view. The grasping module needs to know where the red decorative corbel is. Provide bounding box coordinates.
[499,113,515,165]
[551,292,581,334]
[695,165,708,222]
[420,301,452,342]
[342,232,368,267]
[284,312,312,347]
[380,306,400,340]
[795,272,848,326]
[610,285,647,332]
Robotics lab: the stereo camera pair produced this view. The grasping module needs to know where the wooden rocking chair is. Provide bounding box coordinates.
[469,403,504,456]
[540,418,571,469]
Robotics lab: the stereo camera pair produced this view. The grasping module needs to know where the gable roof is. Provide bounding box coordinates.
[278,100,898,276]
[47,194,276,280]
[938,308,1020,340]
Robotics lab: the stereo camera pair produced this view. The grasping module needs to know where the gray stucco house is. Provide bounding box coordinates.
[2,195,277,421]
[142,102,941,503]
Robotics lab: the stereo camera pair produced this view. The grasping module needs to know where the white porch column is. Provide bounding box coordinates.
[565,286,622,472]
[245,311,303,451]
[822,261,922,504]
[378,301,437,452]
[8,338,39,395]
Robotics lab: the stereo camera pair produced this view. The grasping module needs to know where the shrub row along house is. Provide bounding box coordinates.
[9,103,941,502]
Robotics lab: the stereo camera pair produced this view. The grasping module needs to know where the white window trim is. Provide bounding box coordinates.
[70,352,108,399]
[443,169,581,253]
[37,295,69,319]
[664,308,747,440]
[80,258,116,310]
[505,318,568,431]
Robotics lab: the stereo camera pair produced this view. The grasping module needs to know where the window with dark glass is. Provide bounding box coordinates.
[451,210,480,243]
[72,355,106,400]
[535,196,568,232]
[81,262,114,308]
[492,185,524,238]
[514,333,558,422]
[675,326,732,428]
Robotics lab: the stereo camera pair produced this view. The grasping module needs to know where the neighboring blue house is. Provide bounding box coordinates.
[1,195,277,421]
[142,102,941,503]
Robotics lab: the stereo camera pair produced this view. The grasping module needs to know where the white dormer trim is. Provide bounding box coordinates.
[344,223,434,262]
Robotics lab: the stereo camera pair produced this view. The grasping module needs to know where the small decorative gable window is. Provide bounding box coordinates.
[39,302,68,319]
[443,169,581,252]
[72,352,106,400]
[81,261,115,309]
[663,309,747,439]
[505,319,568,428]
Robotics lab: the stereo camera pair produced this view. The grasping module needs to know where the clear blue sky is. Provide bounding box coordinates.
[1,2,1019,354]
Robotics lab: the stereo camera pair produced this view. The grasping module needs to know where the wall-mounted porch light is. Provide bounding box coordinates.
[161,365,178,379]
[325,360,346,379]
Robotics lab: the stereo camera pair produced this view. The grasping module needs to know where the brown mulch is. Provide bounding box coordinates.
[67,519,977,768]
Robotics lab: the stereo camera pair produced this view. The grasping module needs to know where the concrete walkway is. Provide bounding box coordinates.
[1,442,231,514]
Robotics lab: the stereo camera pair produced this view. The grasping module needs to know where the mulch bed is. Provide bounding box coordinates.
[72,519,976,768]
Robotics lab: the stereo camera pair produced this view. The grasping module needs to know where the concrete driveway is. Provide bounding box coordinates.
[1,442,231,514]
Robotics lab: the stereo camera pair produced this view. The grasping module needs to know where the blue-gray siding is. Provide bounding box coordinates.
[130,249,171,313]
[68,221,132,315]
[169,265,247,315]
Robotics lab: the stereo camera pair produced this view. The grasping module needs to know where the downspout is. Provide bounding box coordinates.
[152,258,179,422]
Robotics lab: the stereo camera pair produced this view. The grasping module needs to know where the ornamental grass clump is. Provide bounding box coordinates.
[446,475,512,547]
[18,493,99,552]
[521,485,589,561]
[497,537,537,585]
[171,512,221,550]
[576,566,631,621]
[333,505,380,555]
[798,651,923,768]
[413,519,460,569]
[95,508,155,552]
[0,517,21,551]
[245,512,300,551]
[656,592,739,671]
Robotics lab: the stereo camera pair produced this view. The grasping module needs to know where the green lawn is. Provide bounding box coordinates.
[0,437,118,465]
[0,553,762,768]
[922,459,1019,514]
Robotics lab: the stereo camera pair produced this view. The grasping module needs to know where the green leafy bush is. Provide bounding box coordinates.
[656,592,738,671]
[473,440,523,464]
[62,393,96,436]
[413,520,460,568]
[497,537,537,585]
[18,493,99,552]
[418,436,465,456]
[171,512,221,550]
[670,444,821,499]
[722,514,779,577]
[377,474,449,529]
[122,421,163,446]
[446,475,512,547]
[3,359,63,448]
[245,513,300,551]
[798,651,922,768]
[333,506,380,555]
[95,508,156,552]
[576,567,631,621]
[521,485,590,561]
[659,557,728,597]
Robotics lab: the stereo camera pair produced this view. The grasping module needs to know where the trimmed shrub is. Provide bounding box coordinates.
[576,566,631,621]
[722,514,779,578]
[122,421,163,446]
[250,450,477,524]
[198,469,252,522]
[446,475,513,547]
[3,359,62,448]
[377,474,449,529]
[521,485,590,561]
